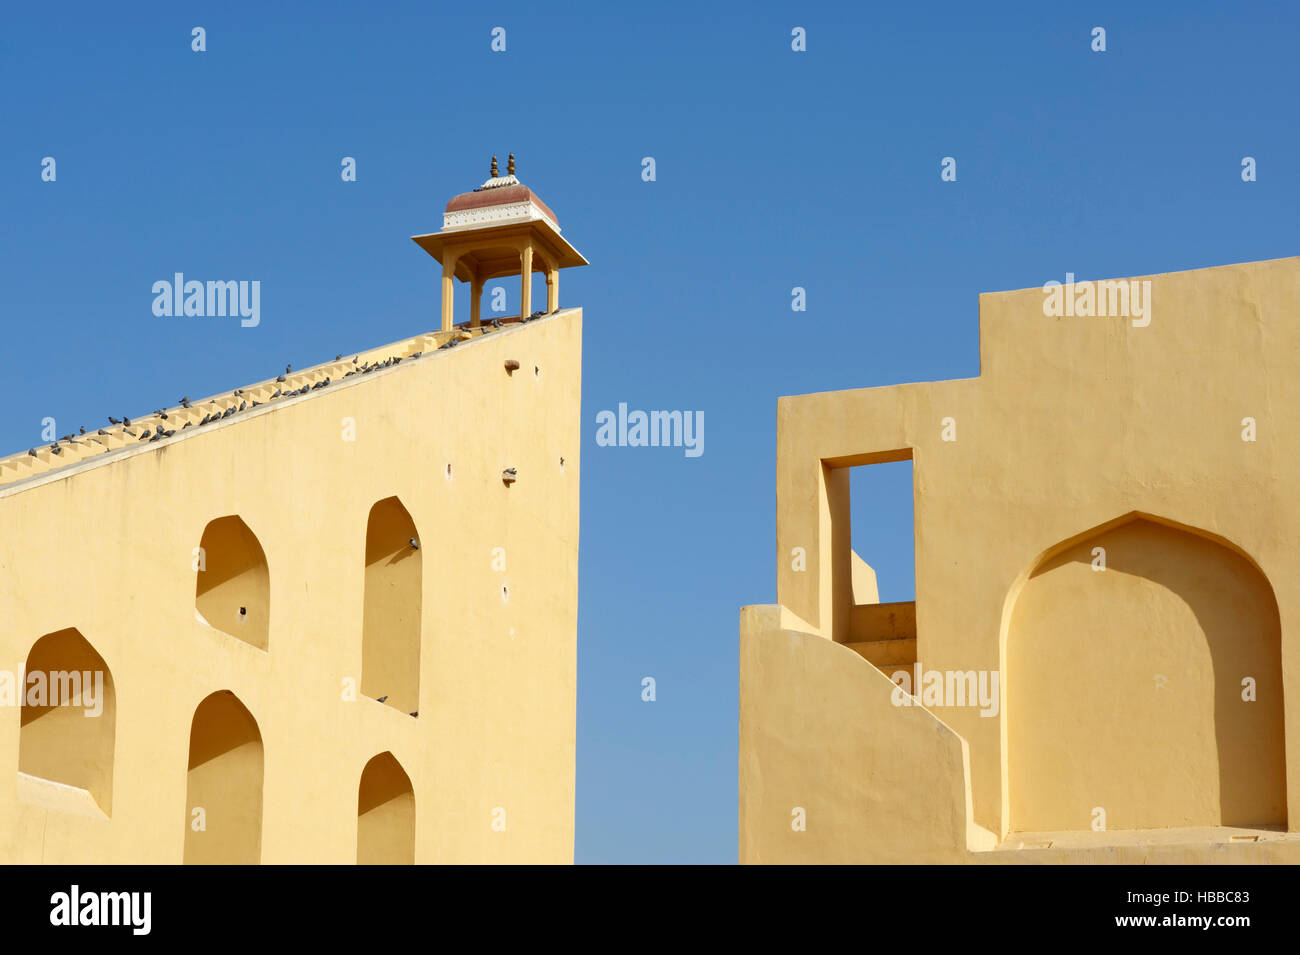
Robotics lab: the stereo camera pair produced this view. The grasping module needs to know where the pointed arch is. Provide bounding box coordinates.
[357,752,416,864]
[1002,511,1285,834]
[195,515,270,650]
[361,496,422,715]
[18,628,116,817]
[184,690,263,864]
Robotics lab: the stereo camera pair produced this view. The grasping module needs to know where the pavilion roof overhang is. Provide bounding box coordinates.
[411,219,588,283]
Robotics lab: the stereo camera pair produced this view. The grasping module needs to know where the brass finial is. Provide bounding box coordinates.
[507,153,515,176]
[490,155,498,178]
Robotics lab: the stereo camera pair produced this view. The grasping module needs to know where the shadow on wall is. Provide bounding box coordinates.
[1006,514,1286,833]
[184,690,263,864]
[361,497,422,715]
[195,515,270,651]
[18,628,116,816]
[357,751,415,864]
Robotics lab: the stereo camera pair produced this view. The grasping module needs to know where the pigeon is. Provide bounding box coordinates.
[352,356,358,364]
[50,445,62,455]
[271,389,281,398]
[123,417,132,427]
[222,407,235,418]
[238,401,246,411]
[123,428,136,437]
[409,351,422,359]
[409,538,419,550]
[180,397,191,408]
[149,432,162,442]
[199,414,210,425]
[155,410,168,419]
[235,389,244,397]
[78,426,86,435]
[285,364,292,374]
[409,711,418,717]
[27,448,35,457]
[335,354,342,361]
[276,374,286,383]
[139,429,151,440]
[376,696,388,703]
[183,421,192,429]
[251,400,261,407]
[108,416,122,425]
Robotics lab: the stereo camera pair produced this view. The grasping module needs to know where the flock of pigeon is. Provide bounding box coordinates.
[25,355,374,458]
[16,309,553,467]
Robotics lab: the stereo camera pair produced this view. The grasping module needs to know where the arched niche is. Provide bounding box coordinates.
[18,628,116,817]
[361,497,422,716]
[184,690,264,864]
[357,751,416,864]
[195,515,270,650]
[1005,513,1286,834]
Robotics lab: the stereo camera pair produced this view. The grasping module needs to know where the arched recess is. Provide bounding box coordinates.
[1004,513,1286,834]
[18,628,116,817]
[357,752,416,864]
[361,497,422,715]
[195,515,270,650]
[184,690,263,864]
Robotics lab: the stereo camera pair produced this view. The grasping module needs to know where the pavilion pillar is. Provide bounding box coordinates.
[470,275,483,328]
[546,268,559,313]
[440,254,458,331]
[519,245,534,318]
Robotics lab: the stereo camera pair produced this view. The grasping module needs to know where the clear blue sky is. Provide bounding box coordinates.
[2,1,1296,863]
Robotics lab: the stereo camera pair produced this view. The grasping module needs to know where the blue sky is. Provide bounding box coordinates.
[2,1,1296,863]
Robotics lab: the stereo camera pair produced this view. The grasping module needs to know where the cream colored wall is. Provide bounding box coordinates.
[745,257,1300,861]
[0,309,582,864]
[739,607,977,865]
[740,606,1300,864]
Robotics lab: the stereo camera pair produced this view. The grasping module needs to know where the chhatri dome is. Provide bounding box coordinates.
[412,154,587,330]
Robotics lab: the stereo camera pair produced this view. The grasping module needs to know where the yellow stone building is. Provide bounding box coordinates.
[740,255,1300,864]
[0,159,585,864]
